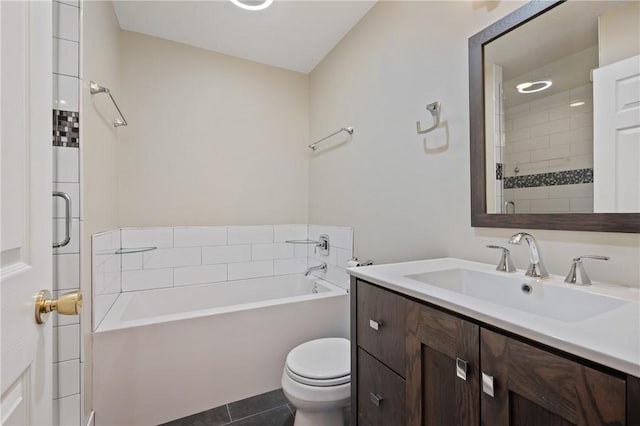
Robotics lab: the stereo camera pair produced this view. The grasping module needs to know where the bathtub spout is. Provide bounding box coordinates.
[304,262,327,276]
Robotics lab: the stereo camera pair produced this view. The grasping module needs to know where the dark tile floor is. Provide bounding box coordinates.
[159,389,294,426]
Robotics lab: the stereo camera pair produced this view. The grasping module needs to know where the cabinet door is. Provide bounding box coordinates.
[406,301,480,425]
[358,348,406,426]
[481,328,626,425]
[357,280,407,376]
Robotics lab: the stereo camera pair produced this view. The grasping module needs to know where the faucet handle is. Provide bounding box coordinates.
[564,255,610,286]
[486,245,516,273]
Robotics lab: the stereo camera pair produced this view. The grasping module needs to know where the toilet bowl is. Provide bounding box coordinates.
[282,337,350,426]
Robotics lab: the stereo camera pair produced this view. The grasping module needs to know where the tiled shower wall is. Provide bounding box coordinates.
[502,83,594,213]
[92,225,353,330]
[52,0,82,425]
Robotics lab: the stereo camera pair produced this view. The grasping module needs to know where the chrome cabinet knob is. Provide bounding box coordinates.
[35,289,82,324]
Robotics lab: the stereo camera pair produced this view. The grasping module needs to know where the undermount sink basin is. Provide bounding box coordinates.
[405,268,629,322]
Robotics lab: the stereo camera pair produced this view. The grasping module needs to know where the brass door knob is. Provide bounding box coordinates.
[35,289,82,324]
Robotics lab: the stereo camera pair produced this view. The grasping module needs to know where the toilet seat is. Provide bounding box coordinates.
[285,338,350,387]
[285,365,350,387]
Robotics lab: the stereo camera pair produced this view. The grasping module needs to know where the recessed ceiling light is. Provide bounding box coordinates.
[570,101,585,107]
[230,0,273,11]
[516,80,553,94]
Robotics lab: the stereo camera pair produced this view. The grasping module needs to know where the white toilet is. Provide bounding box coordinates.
[282,337,351,426]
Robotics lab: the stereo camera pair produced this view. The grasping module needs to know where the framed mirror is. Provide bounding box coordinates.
[469,0,640,233]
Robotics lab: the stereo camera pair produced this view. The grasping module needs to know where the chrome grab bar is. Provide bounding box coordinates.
[53,191,72,248]
[308,126,353,151]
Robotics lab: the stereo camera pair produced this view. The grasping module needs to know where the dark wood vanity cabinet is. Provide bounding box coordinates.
[481,328,627,425]
[351,278,640,426]
[406,300,479,425]
[352,279,407,425]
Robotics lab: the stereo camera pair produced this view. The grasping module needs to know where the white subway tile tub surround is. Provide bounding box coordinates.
[228,260,274,281]
[122,268,174,292]
[92,230,122,329]
[142,247,201,269]
[56,393,80,426]
[53,37,79,77]
[53,253,80,290]
[121,227,173,249]
[53,1,79,41]
[202,245,251,264]
[174,264,227,287]
[174,226,226,247]
[52,2,82,425]
[92,224,351,319]
[228,225,274,245]
[53,324,80,363]
[53,146,79,183]
[54,359,80,399]
[504,84,593,177]
[504,183,593,214]
[503,83,594,214]
[53,73,79,112]
[118,225,310,292]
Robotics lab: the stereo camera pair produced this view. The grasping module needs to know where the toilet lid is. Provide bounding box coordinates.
[285,338,350,382]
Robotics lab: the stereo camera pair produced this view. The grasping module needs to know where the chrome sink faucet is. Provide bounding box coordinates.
[304,262,327,276]
[508,232,549,279]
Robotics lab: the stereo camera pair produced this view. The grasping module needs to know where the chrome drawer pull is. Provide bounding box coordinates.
[482,372,495,397]
[369,392,383,407]
[456,358,467,381]
[369,319,382,331]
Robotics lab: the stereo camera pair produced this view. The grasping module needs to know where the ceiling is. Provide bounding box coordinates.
[112,0,377,74]
[484,0,627,106]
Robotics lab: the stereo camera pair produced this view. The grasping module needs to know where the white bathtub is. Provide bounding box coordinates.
[93,275,349,426]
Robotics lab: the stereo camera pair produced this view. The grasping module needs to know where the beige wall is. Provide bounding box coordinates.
[309,1,640,287]
[81,0,122,419]
[599,1,640,67]
[117,31,310,227]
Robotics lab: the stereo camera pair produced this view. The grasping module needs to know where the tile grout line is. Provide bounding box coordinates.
[225,404,232,424]
[228,403,291,423]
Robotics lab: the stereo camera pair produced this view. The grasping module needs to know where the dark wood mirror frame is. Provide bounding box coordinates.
[469,0,640,233]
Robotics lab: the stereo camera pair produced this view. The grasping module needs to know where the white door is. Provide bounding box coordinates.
[593,54,640,213]
[1,1,53,425]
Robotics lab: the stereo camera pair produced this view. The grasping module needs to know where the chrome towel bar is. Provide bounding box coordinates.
[89,81,128,127]
[308,126,353,151]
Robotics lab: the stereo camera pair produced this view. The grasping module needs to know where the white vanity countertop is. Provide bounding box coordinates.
[348,257,640,377]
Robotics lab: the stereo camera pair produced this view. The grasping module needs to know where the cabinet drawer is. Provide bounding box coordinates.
[358,348,405,426]
[356,280,406,376]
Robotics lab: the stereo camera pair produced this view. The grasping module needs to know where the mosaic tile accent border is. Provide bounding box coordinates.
[53,109,79,148]
[495,163,503,181]
[504,168,593,189]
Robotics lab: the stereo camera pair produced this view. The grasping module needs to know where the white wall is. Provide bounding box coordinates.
[81,0,122,422]
[599,1,640,67]
[117,31,310,227]
[309,1,640,287]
